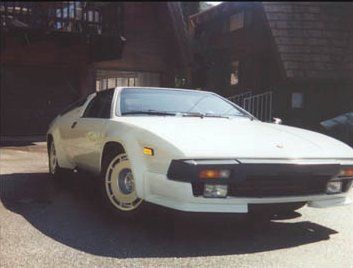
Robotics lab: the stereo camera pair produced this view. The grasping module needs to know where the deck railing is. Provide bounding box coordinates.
[0,2,122,35]
[228,90,252,106]
[228,91,273,122]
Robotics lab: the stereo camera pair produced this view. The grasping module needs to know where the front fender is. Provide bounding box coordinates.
[103,121,185,199]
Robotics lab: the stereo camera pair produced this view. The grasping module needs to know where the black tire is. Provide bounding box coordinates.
[100,151,147,218]
[48,139,64,179]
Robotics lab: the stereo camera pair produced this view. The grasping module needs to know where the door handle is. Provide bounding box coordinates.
[71,121,77,129]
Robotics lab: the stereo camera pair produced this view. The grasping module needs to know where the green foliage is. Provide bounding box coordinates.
[175,75,188,88]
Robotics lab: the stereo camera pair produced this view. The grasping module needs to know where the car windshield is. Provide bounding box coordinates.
[119,88,249,118]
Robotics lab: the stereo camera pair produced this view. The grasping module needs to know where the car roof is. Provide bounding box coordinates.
[86,87,216,100]
[116,86,214,94]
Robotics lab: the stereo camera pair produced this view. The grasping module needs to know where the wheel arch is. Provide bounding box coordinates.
[100,141,126,173]
[47,134,53,149]
[47,133,58,160]
[46,132,75,170]
[100,138,148,199]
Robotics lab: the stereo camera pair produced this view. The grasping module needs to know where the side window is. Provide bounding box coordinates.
[60,96,88,116]
[82,95,100,118]
[82,90,114,118]
[100,90,114,118]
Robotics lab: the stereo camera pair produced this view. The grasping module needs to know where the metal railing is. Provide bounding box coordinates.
[229,91,273,122]
[228,90,252,106]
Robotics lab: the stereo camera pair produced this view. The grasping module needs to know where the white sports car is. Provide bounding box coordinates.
[47,87,353,216]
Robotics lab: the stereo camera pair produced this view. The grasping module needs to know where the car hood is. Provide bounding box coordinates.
[118,117,353,161]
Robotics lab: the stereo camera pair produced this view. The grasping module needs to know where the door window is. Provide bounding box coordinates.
[82,89,114,118]
[60,97,88,116]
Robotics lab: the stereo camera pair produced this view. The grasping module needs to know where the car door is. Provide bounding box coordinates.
[70,89,114,172]
[56,96,90,163]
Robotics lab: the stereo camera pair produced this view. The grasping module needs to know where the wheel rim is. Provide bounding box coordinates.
[49,142,57,174]
[105,154,142,211]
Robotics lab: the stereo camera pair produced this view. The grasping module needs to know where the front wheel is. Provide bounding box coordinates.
[101,153,144,216]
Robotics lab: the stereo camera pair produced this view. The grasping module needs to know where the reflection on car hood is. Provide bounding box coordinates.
[119,117,353,160]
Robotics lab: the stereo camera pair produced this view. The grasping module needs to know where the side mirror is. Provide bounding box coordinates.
[273,117,282,124]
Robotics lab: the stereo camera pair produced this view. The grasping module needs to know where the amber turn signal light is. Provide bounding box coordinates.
[199,169,231,179]
[339,168,353,177]
[143,147,154,156]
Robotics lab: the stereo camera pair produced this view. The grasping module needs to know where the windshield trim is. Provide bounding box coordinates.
[115,87,256,120]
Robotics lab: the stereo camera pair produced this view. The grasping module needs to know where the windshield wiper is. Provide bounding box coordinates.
[122,110,176,116]
[224,113,256,120]
[204,113,230,118]
[180,112,206,118]
[180,112,230,118]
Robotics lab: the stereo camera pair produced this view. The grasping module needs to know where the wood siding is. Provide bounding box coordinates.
[191,3,281,96]
[94,2,178,86]
[1,2,186,135]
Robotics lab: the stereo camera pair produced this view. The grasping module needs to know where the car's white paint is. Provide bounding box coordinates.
[47,87,353,213]
[111,116,353,160]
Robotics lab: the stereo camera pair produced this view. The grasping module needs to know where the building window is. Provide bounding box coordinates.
[292,92,304,108]
[96,70,160,91]
[229,11,244,32]
[107,78,116,88]
[230,61,240,86]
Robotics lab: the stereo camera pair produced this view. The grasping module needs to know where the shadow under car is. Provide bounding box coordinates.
[0,171,338,258]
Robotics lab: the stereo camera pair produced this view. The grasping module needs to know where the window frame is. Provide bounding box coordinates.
[291,92,304,109]
[228,11,244,32]
[82,89,114,119]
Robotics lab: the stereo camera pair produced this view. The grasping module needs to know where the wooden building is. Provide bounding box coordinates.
[190,2,353,131]
[1,2,191,135]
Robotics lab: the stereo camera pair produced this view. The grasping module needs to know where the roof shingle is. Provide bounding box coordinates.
[262,2,353,80]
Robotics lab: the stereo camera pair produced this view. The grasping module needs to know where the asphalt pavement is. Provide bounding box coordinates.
[0,140,352,268]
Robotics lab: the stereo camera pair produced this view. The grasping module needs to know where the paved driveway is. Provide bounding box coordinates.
[1,141,353,267]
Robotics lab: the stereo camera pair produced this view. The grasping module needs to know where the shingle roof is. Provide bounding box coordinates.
[262,2,353,80]
[190,2,353,81]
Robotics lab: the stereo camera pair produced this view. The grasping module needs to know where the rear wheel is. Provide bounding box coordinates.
[101,152,144,217]
[48,140,64,179]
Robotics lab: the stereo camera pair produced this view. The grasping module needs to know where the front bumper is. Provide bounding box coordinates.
[168,160,352,197]
[143,171,352,213]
